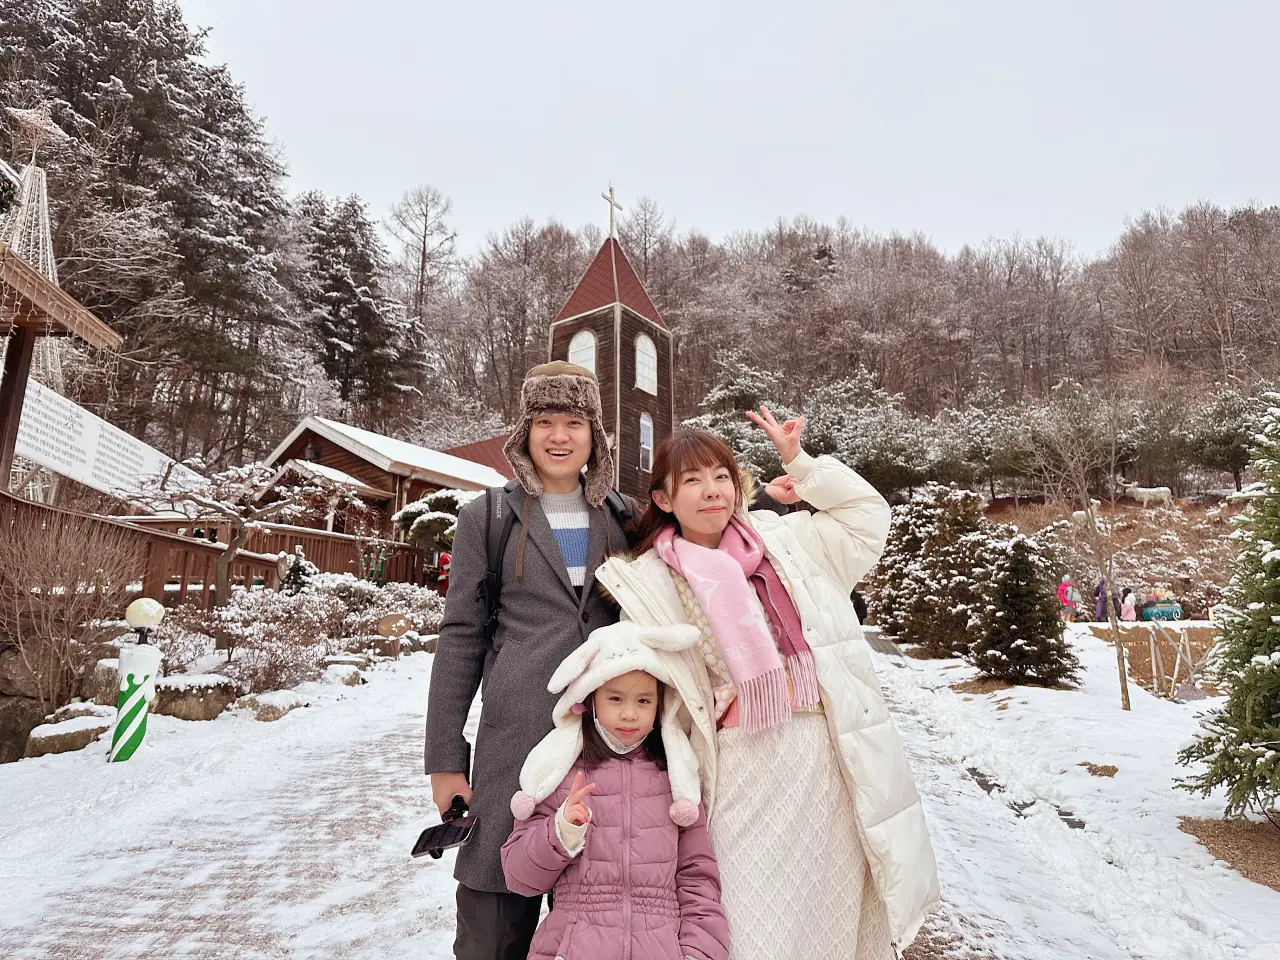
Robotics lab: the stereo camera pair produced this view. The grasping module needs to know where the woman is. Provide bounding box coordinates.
[593,409,938,960]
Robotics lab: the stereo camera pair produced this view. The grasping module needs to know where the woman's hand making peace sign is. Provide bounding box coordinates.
[563,771,596,827]
[746,404,805,464]
[747,405,806,505]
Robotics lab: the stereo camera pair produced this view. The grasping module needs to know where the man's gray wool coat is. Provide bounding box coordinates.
[424,479,631,894]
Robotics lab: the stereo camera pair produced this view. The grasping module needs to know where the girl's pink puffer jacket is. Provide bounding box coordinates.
[501,751,729,960]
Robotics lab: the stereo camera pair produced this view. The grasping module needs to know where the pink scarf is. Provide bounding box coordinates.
[654,515,820,732]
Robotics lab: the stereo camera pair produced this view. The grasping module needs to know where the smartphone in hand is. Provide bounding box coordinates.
[411,796,479,860]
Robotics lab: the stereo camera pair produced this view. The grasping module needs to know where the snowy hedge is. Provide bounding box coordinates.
[154,577,445,693]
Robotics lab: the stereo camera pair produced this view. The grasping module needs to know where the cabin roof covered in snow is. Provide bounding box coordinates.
[266,417,508,490]
[552,237,666,330]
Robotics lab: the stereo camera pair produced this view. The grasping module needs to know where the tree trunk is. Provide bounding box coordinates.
[1100,569,1132,711]
[213,524,253,608]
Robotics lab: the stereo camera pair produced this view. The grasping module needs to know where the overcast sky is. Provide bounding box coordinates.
[179,0,1280,257]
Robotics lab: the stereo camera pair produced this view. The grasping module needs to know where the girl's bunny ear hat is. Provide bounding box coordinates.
[510,621,704,827]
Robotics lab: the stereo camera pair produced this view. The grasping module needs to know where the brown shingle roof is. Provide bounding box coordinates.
[442,433,515,481]
[553,238,664,328]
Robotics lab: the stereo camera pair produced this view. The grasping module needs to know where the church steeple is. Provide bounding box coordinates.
[547,188,674,501]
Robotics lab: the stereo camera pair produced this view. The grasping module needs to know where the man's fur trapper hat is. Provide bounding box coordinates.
[502,361,614,507]
[510,621,704,827]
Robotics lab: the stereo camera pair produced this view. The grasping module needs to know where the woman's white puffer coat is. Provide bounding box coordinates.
[594,450,940,953]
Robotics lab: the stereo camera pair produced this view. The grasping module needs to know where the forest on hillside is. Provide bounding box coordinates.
[4,1,1280,484]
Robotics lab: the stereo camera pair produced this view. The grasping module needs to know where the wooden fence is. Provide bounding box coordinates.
[118,515,427,588]
[2,491,428,610]
[0,489,281,608]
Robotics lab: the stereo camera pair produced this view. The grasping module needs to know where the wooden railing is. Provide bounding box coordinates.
[120,516,427,586]
[1,489,281,609]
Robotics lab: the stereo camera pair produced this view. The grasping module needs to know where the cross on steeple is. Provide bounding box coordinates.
[601,183,623,239]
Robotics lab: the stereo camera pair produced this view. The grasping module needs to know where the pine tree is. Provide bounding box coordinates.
[1188,386,1255,492]
[1179,394,1280,816]
[868,484,989,657]
[393,488,481,553]
[280,546,319,595]
[965,532,1081,686]
[868,493,944,639]
[296,193,415,419]
[683,352,795,482]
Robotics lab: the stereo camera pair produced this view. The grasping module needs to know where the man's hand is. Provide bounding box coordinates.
[431,771,473,816]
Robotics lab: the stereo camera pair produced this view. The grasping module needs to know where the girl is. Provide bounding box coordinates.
[591,412,939,959]
[1121,588,1137,622]
[501,621,729,960]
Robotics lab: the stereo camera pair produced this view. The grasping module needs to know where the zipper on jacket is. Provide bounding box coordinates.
[622,759,633,960]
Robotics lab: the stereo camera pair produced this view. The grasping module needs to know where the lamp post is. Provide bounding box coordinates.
[108,599,166,762]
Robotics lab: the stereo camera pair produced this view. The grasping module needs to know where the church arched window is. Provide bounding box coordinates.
[635,334,657,394]
[568,330,596,374]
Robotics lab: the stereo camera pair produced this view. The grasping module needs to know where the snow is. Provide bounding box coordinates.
[246,688,309,711]
[880,624,1280,959]
[2,636,1276,958]
[156,673,235,690]
[27,715,113,740]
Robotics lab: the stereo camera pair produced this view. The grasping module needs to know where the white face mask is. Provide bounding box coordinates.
[594,717,646,754]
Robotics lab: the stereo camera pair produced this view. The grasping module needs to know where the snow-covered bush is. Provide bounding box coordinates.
[151,575,444,693]
[394,488,483,551]
[1179,394,1280,816]
[213,590,348,692]
[868,484,990,657]
[305,573,446,637]
[153,605,218,673]
[964,532,1080,686]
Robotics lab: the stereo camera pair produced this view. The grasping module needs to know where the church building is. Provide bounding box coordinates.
[546,207,674,502]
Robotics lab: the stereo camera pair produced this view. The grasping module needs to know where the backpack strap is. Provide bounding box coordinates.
[479,486,517,646]
[604,489,635,528]
[479,486,635,640]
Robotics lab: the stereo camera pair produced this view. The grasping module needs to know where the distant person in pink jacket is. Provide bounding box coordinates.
[501,621,729,960]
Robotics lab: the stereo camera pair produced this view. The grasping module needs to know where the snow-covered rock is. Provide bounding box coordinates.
[321,653,372,670]
[44,702,115,724]
[153,675,239,722]
[324,665,364,687]
[236,690,308,722]
[23,716,112,758]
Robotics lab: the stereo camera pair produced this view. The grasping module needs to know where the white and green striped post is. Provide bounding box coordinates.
[109,599,166,763]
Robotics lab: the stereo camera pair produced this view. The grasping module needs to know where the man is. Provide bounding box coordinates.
[425,361,634,960]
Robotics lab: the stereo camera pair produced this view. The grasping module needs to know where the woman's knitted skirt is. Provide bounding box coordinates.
[710,713,895,960]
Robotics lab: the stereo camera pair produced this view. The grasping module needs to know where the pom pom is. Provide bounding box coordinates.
[571,702,585,715]
[669,798,699,826]
[511,791,536,820]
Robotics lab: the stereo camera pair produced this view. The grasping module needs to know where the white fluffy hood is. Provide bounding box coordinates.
[511,621,705,826]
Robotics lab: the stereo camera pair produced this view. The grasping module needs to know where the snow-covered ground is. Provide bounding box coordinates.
[1,631,1277,959]
[883,625,1280,959]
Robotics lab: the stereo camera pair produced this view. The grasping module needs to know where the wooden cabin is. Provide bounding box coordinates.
[265,416,509,538]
